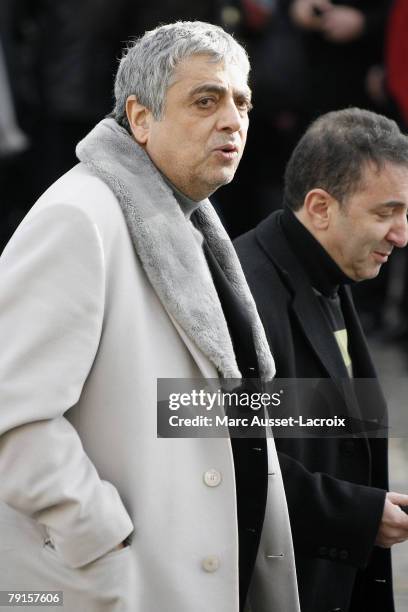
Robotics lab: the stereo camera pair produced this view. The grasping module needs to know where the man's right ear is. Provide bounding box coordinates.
[126,95,151,145]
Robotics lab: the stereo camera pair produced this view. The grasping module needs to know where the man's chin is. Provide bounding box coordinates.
[216,169,237,187]
[206,172,236,196]
[356,265,382,282]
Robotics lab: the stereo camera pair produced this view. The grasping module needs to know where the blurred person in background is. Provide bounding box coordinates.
[288,0,390,114]
[0,0,133,250]
[387,0,408,128]
[0,39,27,160]
[0,34,28,248]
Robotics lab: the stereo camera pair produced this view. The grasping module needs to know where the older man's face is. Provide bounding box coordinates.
[144,54,251,201]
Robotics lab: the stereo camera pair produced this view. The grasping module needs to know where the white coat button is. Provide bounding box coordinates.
[202,555,220,572]
[203,469,222,487]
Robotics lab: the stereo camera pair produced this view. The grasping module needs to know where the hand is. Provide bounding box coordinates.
[375,492,408,548]
[290,0,332,31]
[321,6,365,43]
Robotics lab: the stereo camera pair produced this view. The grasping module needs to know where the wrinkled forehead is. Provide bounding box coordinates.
[164,53,251,105]
[169,52,249,87]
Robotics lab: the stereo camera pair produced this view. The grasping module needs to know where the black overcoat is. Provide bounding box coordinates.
[234,211,394,612]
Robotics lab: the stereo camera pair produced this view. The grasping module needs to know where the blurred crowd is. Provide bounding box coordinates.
[1,0,408,348]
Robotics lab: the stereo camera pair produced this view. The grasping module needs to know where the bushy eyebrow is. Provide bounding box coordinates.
[376,200,408,209]
[188,82,252,105]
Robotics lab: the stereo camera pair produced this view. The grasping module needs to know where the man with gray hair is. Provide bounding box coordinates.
[0,21,299,612]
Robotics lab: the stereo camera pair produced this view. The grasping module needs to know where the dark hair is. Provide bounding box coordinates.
[283,108,408,211]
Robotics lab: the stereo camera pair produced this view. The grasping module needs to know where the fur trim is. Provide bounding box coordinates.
[76,119,275,380]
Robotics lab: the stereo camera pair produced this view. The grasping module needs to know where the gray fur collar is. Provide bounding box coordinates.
[76,118,274,380]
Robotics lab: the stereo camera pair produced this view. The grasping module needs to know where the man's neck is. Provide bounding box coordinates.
[160,171,203,219]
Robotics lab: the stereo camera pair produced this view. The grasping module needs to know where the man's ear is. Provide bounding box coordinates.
[303,188,336,230]
[126,95,152,145]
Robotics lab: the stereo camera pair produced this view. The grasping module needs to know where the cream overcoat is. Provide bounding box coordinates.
[0,121,300,612]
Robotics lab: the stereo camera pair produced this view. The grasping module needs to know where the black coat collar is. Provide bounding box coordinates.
[255,210,377,381]
[280,207,353,297]
[256,210,349,380]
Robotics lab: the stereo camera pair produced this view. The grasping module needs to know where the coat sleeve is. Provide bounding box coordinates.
[0,203,134,569]
[277,449,386,568]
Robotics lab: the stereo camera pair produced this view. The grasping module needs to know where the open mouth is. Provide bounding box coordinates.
[214,144,239,159]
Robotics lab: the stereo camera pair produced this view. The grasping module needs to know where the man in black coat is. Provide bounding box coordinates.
[234,108,408,612]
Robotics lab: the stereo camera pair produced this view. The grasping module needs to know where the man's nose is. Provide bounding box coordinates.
[217,99,245,132]
[387,215,408,248]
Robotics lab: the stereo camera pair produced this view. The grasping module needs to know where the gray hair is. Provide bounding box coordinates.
[112,21,250,131]
[284,107,408,211]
